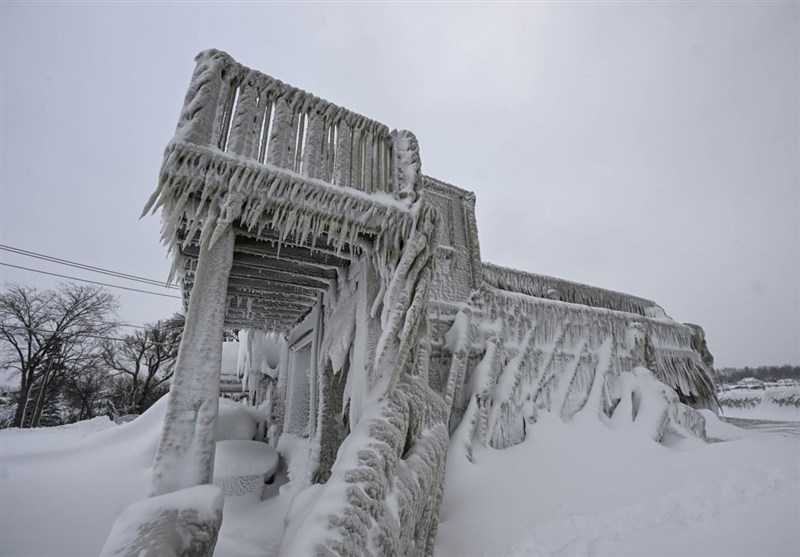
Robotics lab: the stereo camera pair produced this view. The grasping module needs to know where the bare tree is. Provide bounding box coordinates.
[104,314,184,415]
[62,363,112,422]
[0,283,118,428]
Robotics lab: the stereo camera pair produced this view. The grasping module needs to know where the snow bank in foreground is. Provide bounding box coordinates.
[717,387,800,422]
[0,395,272,557]
[0,415,117,456]
[100,484,224,557]
[0,398,167,557]
[435,412,800,557]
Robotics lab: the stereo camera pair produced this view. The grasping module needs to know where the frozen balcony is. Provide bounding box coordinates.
[146,50,424,332]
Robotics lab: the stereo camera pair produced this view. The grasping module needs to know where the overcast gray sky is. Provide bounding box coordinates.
[1,2,797,368]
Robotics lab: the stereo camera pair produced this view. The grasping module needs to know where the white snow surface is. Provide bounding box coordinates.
[213,440,278,479]
[215,398,264,441]
[1,397,798,557]
[435,410,800,557]
[0,395,274,557]
[1,396,168,557]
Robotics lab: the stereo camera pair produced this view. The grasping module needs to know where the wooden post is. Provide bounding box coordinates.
[149,225,235,497]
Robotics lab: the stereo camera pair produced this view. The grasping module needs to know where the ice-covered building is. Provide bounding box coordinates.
[104,50,718,556]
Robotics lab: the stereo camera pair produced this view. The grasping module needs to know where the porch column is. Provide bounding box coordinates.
[149,225,235,496]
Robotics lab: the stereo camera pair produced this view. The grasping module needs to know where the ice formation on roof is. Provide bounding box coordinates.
[483,262,665,317]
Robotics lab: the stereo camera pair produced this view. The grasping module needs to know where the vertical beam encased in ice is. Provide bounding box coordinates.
[149,226,235,497]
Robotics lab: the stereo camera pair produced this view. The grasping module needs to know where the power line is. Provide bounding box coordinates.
[0,262,183,300]
[114,322,151,330]
[0,244,180,290]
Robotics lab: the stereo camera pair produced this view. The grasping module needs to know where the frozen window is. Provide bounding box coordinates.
[286,339,312,437]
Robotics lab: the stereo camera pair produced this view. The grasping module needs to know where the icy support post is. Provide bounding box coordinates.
[149,225,235,497]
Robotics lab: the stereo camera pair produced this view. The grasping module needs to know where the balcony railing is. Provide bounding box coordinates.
[172,49,417,199]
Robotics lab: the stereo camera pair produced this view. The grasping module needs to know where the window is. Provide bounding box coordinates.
[285,337,312,437]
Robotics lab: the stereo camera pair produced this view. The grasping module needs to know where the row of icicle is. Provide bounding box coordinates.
[447,284,718,453]
[143,141,418,287]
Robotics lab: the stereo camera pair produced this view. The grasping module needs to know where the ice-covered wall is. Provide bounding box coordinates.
[422,176,482,305]
[419,180,716,455]
[424,177,482,402]
[438,285,716,452]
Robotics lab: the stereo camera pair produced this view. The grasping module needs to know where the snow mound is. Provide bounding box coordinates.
[213,440,279,497]
[215,399,265,441]
[0,395,171,556]
[214,440,278,479]
[437,401,800,557]
[100,484,224,557]
[610,367,707,442]
[699,409,746,441]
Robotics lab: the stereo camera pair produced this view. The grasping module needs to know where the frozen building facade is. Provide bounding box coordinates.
[104,50,718,556]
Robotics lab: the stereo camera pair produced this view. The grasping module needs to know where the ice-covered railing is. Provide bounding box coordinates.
[145,50,423,281]
[171,49,419,200]
[281,374,448,556]
[448,285,717,452]
[483,262,662,317]
[488,287,715,403]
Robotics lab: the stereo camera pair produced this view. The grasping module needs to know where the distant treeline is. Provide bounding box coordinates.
[716,365,800,383]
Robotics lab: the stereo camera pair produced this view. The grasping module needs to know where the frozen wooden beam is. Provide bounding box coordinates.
[233,237,352,268]
[150,225,235,497]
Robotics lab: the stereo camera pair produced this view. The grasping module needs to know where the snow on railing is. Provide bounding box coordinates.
[455,285,718,450]
[280,374,448,556]
[172,49,418,200]
[482,262,662,317]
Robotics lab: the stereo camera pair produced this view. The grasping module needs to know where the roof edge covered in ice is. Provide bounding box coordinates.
[482,261,664,317]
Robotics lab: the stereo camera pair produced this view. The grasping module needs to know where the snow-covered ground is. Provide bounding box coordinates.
[1,401,163,557]
[436,411,799,557]
[1,399,798,557]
